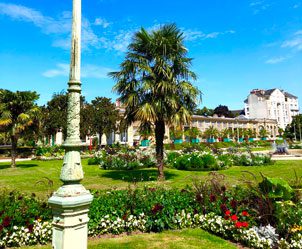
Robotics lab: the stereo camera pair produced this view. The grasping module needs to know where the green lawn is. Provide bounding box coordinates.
[0,158,301,198]
[19,229,237,249]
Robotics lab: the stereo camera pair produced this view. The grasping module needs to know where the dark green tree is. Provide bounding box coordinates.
[89,97,119,147]
[284,115,302,141]
[110,24,201,180]
[213,105,234,118]
[44,91,86,143]
[0,89,39,167]
[195,107,214,116]
[43,91,68,139]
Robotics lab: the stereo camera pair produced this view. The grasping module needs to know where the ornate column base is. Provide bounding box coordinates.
[48,185,93,249]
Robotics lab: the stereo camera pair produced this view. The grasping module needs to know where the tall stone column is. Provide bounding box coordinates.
[48,0,93,248]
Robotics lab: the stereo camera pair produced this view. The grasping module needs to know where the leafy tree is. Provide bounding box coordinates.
[259,128,269,139]
[284,115,302,141]
[170,127,184,140]
[43,91,68,139]
[203,126,219,139]
[278,127,284,137]
[246,128,256,139]
[195,107,214,116]
[221,128,233,139]
[89,97,119,147]
[44,91,87,143]
[0,89,39,167]
[213,105,234,118]
[184,127,201,140]
[110,24,201,180]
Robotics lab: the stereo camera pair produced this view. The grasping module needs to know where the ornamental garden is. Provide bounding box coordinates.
[1,24,302,249]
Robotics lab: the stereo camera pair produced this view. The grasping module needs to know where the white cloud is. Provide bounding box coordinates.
[293,3,300,8]
[265,56,286,64]
[43,63,113,79]
[249,0,270,14]
[42,63,69,78]
[281,31,302,51]
[183,29,235,41]
[82,64,114,79]
[0,3,103,51]
[94,17,111,28]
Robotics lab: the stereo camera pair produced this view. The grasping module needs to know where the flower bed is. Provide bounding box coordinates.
[167,150,273,171]
[1,175,302,248]
[88,147,156,170]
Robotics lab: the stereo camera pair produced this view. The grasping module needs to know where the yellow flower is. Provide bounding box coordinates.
[290,225,302,233]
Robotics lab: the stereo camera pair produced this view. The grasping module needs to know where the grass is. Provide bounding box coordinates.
[0,158,301,198]
[18,228,237,249]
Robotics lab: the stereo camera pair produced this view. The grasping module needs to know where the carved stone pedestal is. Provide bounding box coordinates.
[48,185,93,249]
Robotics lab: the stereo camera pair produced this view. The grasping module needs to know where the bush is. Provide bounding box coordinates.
[0,190,52,240]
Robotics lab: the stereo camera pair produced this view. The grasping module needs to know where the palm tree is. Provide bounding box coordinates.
[259,128,269,139]
[203,126,219,141]
[184,127,201,141]
[0,89,39,167]
[109,24,201,180]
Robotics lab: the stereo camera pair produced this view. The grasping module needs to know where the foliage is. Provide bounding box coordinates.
[169,127,184,140]
[213,105,234,118]
[91,147,157,170]
[43,91,68,138]
[203,126,219,139]
[35,145,65,157]
[0,190,52,243]
[259,176,293,200]
[168,150,273,171]
[284,114,302,140]
[110,24,202,180]
[0,89,39,167]
[259,128,269,138]
[89,187,199,233]
[88,97,119,144]
[275,201,302,236]
[184,127,201,140]
[194,107,214,116]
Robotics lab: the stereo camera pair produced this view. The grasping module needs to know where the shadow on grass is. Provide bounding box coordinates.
[0,163,38,170]
[101,169,177,182]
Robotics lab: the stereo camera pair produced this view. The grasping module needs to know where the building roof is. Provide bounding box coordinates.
[284,91,298,99]
[249,88,297,99]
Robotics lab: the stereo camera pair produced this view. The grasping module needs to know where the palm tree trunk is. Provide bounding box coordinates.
[155,120,165,180]
[11,135,17,168]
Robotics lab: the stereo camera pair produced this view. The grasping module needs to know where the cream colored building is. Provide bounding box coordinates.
[99,114,277,146]
[244,88,299,129]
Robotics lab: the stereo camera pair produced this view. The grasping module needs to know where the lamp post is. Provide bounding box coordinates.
[48,0,93,248]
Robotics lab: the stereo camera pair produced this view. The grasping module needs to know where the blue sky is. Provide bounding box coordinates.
[0,0,302,110]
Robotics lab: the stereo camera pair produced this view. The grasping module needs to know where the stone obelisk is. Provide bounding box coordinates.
[48,0,93,248]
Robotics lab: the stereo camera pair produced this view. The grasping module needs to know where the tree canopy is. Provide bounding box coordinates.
[0,89,39,167]
[110,24,201,179]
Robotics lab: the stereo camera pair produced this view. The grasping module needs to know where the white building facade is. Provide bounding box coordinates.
[244,88,299,129]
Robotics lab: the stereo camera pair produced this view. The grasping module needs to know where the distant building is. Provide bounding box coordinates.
[244,88,299,129]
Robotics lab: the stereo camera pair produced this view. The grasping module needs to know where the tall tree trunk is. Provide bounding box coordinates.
[155,120,165,181]
[11,135,17,168]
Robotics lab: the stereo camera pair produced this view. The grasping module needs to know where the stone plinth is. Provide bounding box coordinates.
[48,184,93,249]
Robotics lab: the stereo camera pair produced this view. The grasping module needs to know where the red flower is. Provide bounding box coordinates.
[2,216,11,227]
[225,210,231,216]
[151,203,164,215]
[241,221,249,228]
[242,211,249,216]
[209,194,216,202]
[230,199,237,209]
[224,215,230,220]
[231,214,238,221]
[235,221,242,228]
[220,204,228,213]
